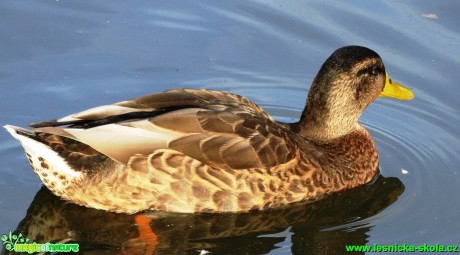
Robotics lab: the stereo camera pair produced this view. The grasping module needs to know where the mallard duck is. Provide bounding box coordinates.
[4,46,414,214]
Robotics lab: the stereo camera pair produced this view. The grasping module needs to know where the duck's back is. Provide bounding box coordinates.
[30,89,298,167]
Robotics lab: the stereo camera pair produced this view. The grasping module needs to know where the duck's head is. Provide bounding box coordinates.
[298,46,414,142]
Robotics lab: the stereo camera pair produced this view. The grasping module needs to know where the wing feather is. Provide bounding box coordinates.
[29,89,296,169]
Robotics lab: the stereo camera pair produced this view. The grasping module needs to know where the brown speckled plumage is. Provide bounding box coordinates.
[4,46,414,213]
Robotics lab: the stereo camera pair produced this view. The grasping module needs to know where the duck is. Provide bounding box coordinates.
[4,46,414,214]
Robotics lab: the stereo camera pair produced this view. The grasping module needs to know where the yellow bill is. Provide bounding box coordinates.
[380,73,414,100]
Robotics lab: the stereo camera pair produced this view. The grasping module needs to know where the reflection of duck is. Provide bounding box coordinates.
[1,175,403,255]
[4,46,413,213]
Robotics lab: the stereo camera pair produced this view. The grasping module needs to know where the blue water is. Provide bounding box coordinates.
[1,1,459,254]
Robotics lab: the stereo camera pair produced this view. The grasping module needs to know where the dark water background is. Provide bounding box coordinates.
[1,1,459,254]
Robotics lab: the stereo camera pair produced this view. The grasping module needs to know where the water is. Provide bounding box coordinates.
[1,1,459,254]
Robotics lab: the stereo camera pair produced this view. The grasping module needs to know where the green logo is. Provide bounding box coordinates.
[1,231,79,253]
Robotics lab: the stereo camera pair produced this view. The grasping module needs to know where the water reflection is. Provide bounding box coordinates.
[2,175,403,255]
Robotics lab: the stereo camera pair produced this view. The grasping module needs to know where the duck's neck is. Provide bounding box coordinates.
[296,81,361,143]
[297,109,359,143]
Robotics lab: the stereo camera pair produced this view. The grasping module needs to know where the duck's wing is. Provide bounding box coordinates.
[30,89,297,169]
[30,89,273,128]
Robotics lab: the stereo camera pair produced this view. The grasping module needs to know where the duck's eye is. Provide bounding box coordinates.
[357,66,382,77]
[371,67,379,76]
